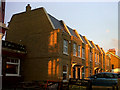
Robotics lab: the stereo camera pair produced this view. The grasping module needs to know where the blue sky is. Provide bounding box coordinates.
[5,1,118,54]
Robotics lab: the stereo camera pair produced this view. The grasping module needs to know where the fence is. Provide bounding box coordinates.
[2,78,120,90]
[69,78,92,90]
[12,80,69,90]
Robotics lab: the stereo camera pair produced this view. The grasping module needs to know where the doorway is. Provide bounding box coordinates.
[78,68,80,79]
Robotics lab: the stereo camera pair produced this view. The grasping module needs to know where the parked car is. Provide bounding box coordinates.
[87,72,120,86]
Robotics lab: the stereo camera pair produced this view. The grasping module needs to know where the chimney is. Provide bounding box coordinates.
[108,49,116,55]
[26,4,31,12]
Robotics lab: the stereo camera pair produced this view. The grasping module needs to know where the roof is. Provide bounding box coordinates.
[67,26,78,38]
[88,40,94,48]
[79,34,87,44]
[48,13,78,37]
[101,48,105,54]
[89,41,98,50]
[96,44,101,53]
[83,36,92,47]
[106,51,120,59]
[10,6,105,51]
[48,14,64,30]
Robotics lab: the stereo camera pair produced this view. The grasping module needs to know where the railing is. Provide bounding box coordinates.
[13,80,69,90]
[11,79,92,90]
[5,79,120,90]
[69,78,92,90]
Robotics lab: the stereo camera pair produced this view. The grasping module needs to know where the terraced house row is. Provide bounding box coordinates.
[5,5,108,83]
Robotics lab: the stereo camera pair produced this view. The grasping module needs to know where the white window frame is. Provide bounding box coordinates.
[63,40,68,55]
[97,54,99,64]
[95,53,97,63]
[63,65,68,82]
[73,43,77,56]
[6,58,20,76]
[107,59,109,66]
[90,51,92,62]
[78,45,81,57]
[82,47,85,59]
[96,54,98,64]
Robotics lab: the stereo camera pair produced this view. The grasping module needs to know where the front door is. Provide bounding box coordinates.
[78,68,80,79]
[73,66,76,79]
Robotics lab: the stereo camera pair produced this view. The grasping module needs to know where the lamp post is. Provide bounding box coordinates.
[0,0,7,89]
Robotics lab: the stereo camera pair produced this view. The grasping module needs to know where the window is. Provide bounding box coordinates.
[53,60,56,75]
[48,60,52,75]
[73,43,76,56]
[90,51,92,62]
[96,73,104,78]
[78,45,81,57]
[112,64,114,69]
[6,58,20,76]
[95,53,97,63]
[49,31,57,46]
[82,47,85,59]
[82,67,85,79]
[99,54,101,64]
[104,73,113,78]
[97,54,99,64]
[63,40,68,54]
[107,59,109,66]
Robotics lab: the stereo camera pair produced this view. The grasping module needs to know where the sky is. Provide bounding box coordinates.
[4,1,118,55]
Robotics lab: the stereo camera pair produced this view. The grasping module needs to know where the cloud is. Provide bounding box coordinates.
[111,38,118,47]
[106,29,110,33]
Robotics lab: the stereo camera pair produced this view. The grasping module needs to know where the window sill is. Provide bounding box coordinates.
[82,58,85,60]
[6,74,20,77]
[63,72,67,74]
[78,56,82,58]
[63,52,69,56]
[73,55,77,57]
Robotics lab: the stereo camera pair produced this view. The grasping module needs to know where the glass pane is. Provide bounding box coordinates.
[63,65,67,72]
[63,73,67,80]
[97,74,103,78]
[6,64,18,74]
[105,73,113,78]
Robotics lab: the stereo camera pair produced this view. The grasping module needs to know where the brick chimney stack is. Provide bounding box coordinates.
[108,48,116,55]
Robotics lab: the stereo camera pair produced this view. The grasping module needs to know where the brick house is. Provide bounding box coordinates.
[6,5,71,81]
[106,49,120,73]
[2,40,26,87]
[5,4,107,83]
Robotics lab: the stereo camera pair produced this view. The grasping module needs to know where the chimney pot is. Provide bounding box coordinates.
[26,4,31,12]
